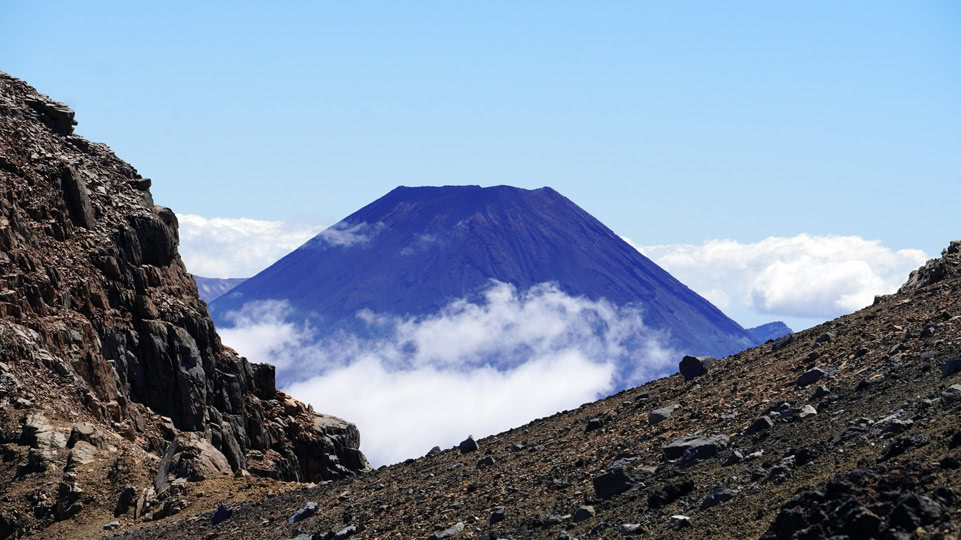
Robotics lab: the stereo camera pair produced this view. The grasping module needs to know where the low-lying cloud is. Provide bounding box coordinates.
[632,234,927,320]
[178,215,326,278]
[219,281,676,466]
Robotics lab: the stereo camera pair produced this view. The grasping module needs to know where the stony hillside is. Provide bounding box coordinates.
[109,242,961,540]
[0,73,369,539]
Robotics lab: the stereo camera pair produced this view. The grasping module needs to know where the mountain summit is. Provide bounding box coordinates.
[210,185,755,360]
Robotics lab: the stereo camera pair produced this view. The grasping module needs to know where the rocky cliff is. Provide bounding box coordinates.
[0,73,368,539]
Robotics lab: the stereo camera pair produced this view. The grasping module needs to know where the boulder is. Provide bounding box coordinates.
[942,384,961,404]
[771,334,794,352]
[330,525,359,539]
[428,522,465,539]
[294,413,370,482]
[795,367,826,388]
[679,355,714,381]
[663,434,729,461]
[174,434,232,481]
[211,503,232,525]
[648,405,677,426]
[889,494,942,529]
[811,385,831,400]
[458,435,478,454]
[572,505,595,522]
[67,422,105,449]
[701,487,737,509]
[489,506,505,525]
[745,415,774,435]
[66,441,98,468]
[20,413,67,449]
[288,501,318,524]
[941,358,961,378]
[592,466,637,499]
[797,405,817,419]
[114,486,137,517]
[585,416,606,432]
[648,478,694,509]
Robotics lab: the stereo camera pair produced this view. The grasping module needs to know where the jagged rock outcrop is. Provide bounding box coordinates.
[899,240,961,293]
[0,72,368,537]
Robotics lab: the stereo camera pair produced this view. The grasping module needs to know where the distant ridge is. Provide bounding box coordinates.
[193,276,247,303]
[747,321,793,344]
[211,185,756,364]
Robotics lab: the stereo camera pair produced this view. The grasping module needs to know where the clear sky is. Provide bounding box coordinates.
[3,2,958,255]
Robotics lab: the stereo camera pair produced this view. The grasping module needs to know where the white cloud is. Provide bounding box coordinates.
[400,233,440,256]
[218,281,676,466]
[302,221,385,249]
[632,234,927,320]
[287,353,613,468]
[178,215,326,278]
[217,300,312,371]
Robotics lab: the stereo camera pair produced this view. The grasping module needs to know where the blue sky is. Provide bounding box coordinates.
[3,1,959,331]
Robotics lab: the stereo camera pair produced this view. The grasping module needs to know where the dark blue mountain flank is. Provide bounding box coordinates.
[210,185,756,358]
[193,276,248,303]
[747,321,794,344]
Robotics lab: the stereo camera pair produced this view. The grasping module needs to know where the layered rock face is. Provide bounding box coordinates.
[0,71,367,530]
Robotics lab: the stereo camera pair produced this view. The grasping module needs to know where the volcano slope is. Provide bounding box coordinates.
[209,184,757,364]
[0,73,368,540]
[113,242,961,540]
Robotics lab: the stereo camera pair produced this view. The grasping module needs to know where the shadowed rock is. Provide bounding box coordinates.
[679,355,715,381]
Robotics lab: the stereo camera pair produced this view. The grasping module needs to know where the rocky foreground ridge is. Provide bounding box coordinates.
[109,242,961,540]
[0,73,368,539]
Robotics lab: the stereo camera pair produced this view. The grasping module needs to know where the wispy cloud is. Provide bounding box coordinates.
[628,234,927,320]
[178,215,326,278]
[400,233,440,256]
[303,221,385,249]
[219,281,676,466]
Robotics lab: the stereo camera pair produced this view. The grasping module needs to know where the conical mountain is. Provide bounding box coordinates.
[210,185,755,360]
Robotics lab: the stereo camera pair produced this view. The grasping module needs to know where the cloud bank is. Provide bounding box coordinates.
[631,234,927,320]
[178,215,326,278]
[219,282,675,466]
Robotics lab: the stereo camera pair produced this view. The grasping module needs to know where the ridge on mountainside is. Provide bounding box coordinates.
[117,240,961,540]
[194,276,248,303]
[0,73,369,540]
[210,184,757,368]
